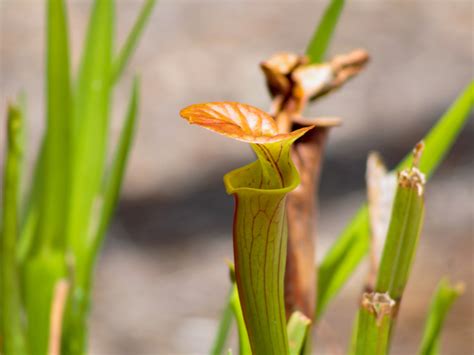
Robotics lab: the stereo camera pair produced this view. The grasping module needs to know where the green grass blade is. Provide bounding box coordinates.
[305,0,345,63]
[375,172,425,300]
[1,104,27,355]
[316,206,370,319]
[23,252,66,355]
[229,285,251,355]
[66,0,114,281]
[418,279,464,355]
[18,3,71,352]
[210,287,234,355]
[87,79,139,272]
[17,92,28,190]
[316,82,474,320]
[16,93,41,262]
[348,312,359,355]
[355,163,425,355]
[397,81,474,175]
[111,0,157,83]
[287,311,311,355]
[34,0,71,253]
[20,177,67,354]
[18,144,43,262]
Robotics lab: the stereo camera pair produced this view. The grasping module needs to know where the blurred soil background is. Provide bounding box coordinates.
[1,0,473,354]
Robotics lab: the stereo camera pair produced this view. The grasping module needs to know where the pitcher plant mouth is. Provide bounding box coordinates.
[223,159,300,196]
[180,102,315,195]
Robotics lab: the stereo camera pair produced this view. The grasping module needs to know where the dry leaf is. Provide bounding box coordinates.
[366,152,397,281]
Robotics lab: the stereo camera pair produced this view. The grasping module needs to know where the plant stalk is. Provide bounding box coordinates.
[354,145,426,354]
[1,105,27,355]
[418,279,464,355]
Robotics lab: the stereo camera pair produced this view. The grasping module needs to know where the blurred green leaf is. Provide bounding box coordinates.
[418,279,464,355]
[87,79,139,274]
[316,81,474,320]
[305,0,345,63]
[17,92,28,187]
[18,144,43,262]
[287,311,311,355]
[62,1,115,353]
[1,104,27,355]
[16,94,41,263]
[229,285,251,355]
[316,206,370,319]
[66,0,114,283]
[23,252,66,355]
[34,0,71,253]
[348,312,359,355]
[211,287,234,355]
[397,81,474,175]
[8,0,153,353]
[19,3,72,353]
[111,0,157,83]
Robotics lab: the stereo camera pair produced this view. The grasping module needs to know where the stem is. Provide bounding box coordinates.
[61,287,89,355]
[418,279,464,355]
[375,169,425,299]
[210,287,234,355]
[354,155,426,355]
[354,292,395,355]
[229,285,251,355]
[1,105,27,355]
[287,311,311,355]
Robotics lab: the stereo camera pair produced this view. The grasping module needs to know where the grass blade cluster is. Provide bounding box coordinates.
[0,1,156,354]
[316,82,473,320]
[210,1,471,352]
